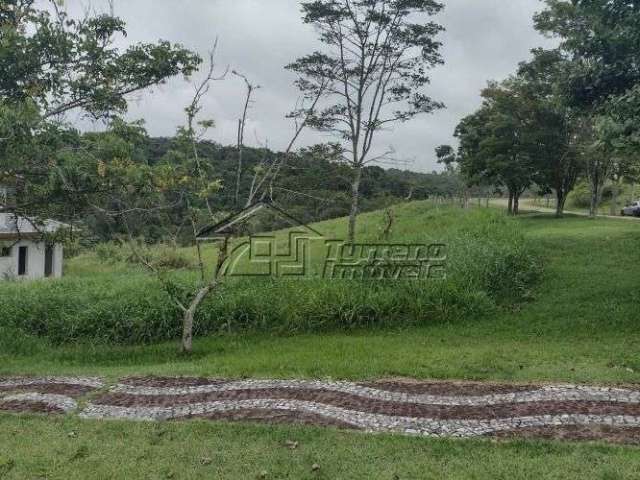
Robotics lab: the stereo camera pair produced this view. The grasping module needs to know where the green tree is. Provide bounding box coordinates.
[534,1,640,216]
[462,81,536,215]
[534,0,640,108]
[517,50,582,217]
[434,144,468,207]
[0,0,200,218]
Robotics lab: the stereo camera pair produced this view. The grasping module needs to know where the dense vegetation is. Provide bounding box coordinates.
[82,136,465,242]
[0,203,539,346]
[2,2,640,476]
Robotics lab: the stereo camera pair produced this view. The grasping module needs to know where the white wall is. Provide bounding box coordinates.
[0,240,63,280]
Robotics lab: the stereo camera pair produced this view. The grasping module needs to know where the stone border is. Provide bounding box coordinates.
[107,379,640,406]
[2,376,640,444]
[0,377,103,415]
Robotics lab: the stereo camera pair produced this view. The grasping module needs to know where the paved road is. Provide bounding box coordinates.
[486,199,640,221]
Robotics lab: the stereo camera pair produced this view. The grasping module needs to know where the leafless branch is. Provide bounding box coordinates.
[232,70,260,207]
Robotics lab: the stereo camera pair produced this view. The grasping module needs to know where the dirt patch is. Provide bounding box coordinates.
[0,400,65,415]
[0,384,95,397]
[182,408,361,430]
[359,379,539,396]
[118,377,229,388]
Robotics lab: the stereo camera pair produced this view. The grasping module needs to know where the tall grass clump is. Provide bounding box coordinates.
[0,203,541,345]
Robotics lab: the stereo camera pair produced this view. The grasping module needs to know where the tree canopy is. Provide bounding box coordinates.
[0,0,201,220]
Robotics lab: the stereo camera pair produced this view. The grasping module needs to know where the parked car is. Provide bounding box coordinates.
[621,201,640,217]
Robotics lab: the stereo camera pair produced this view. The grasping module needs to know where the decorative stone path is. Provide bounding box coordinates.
[2,376,640,444]
[0,377,103,413]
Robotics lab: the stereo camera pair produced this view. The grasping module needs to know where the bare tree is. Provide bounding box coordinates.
[108,46,228,354]
[232,71,260,207]
[243,80,331,207]
[287,0,445,242]
[185,41,228,216]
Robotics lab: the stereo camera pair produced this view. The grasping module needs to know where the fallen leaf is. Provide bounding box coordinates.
[285,440,299,450]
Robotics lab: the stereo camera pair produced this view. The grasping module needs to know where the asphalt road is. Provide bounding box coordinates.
[486,198,640,221]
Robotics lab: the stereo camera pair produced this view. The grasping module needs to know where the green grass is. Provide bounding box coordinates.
[1,415,640,480]
[2,205,640,479]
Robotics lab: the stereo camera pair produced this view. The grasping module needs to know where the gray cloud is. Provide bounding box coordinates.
[67,0,557,172]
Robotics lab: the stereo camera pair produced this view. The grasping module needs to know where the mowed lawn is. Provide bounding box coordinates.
[2,415,640,480]
[2,210,640,479]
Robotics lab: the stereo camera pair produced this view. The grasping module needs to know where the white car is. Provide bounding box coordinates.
[621,201,640,217]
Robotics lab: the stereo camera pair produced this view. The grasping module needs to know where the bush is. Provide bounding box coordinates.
[0,205,541,345]
[94,242,126,264]
[149,246,193,270]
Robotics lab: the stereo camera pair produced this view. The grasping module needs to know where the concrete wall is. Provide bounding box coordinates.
[0,240,63,280]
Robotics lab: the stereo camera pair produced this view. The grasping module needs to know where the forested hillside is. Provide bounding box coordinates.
[81,134,463,242]
[149,137,461,217]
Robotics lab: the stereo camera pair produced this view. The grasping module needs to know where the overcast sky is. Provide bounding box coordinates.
[67,0,557,172]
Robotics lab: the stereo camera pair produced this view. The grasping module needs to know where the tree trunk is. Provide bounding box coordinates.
[178,233,230,354]
[181,283,215,354]
[348,165,362,244]
[610,182,619,216]
[507,191,514,215]
[555,190,566,218]
[513,193,520,216]
[235,119,243,208]
[588,168,603,218]
[589,184,599,218]
[463,188,470,209]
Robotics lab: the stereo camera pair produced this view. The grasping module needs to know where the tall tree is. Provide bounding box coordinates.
[534,0,640,109]
[475,81,536,215]
[535,1,640,215]
[517,50,582,217]
[287,0,445,242]
[434,144,468,207]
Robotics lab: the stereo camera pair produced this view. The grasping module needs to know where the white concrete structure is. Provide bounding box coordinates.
[0,214,64,280]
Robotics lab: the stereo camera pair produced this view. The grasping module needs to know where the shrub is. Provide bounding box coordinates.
[94,242,126,264]
[149,246,193,270]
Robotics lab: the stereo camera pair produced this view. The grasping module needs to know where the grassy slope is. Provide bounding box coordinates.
[1,207,638,385]
[3,203,537,345]
[2,206,640,479]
